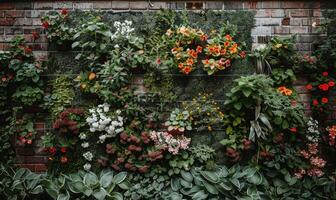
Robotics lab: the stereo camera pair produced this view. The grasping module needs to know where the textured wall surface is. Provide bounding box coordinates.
[0,0,332,171]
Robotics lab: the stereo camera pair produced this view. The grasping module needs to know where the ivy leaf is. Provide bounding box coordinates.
[233,102,242,110]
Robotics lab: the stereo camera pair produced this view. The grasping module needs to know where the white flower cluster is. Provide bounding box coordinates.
[83,151,93,161]
[86,103,124,143]
[79,132,92,171]
[111,20,134,39]
[306,118,320,143]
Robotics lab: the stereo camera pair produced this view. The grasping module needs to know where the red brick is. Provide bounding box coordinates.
[0,18,15,26]
[262,1,282,9]
[290,26,309,34]
[283,1,305,9]
[33,2,53,10]
[0,3,14,10]
[34,164,47,172]
[35,122,46,131]
[255,9,272,18]
[16,156,47,164]
[93,1,112,9]
[5,11,25,18]
[290,9,313,17]
[273,26,290,35]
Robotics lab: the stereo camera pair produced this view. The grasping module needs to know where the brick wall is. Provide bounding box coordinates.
[0,0,333,171]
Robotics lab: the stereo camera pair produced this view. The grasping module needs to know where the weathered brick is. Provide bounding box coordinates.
[0,3,14,10]
[255,18,282,26]
[289,18,302,26]
[224,1,244,10]
[261,1,282,9]
[4,27,23,35]
[73,2,93,10]
[4,11,25,18]
[112,1,130,10]
[297,35,318,43]
[93,1,112,9]
[186,2,203,10]
[0,18,15,26]
[149,2,167,9]
[295,43,312,51]
[30,10,47,18]
[251,27,272,36]
[14,18,33,26]
[16,156,47,164]
[313,10,322,17]
[33,2,53,10]
[255,9,272,18]
[283,1,305,9]
[130,1,148,10]
[0,28,4,35]
[14,2,32,10]
[16,148,35,156]
[205,1,223,9]
[257,35,272,43]
[273,26,290,35]
[245,1,259,9]
[270,9,285,17]
[53,2,73,9]
[290,26,309,34]
[290,9,313,18]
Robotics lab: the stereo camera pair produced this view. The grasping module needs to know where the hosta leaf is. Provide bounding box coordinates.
[112,172,127,184]
[203,181,219,195]
[181,170,193,182]
[200,171,219,183]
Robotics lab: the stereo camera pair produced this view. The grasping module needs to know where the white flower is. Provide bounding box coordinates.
[83,163,91,171]
[83,151,93,161]
[81,142,89,148]
[79,133,87,140]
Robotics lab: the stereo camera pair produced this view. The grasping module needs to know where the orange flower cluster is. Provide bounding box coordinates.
[278,86,293,96]
[202,34,245,75]
[168,27,208,74]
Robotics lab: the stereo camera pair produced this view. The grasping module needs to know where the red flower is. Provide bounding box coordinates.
[318,83,329,91]
[48,147,56,155]
[321,97,328,103]
[60,147,67,153]
[42,21,49,29]
[305,84,313,90]
[313,99,319,106]
[183,66,192,74]
[328,81,335,87]
[24,47,32,54]
[156,57,161,65]
[32,31,39,40]
[322,71,329,76]
[239,51,246,58]
[60,156,68,163]
[61,8,68,15]
[290,127,297,133]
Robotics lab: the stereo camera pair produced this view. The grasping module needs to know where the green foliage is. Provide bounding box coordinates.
[12,86,43,106]
[165,108,192,132]
[43,76,75,119]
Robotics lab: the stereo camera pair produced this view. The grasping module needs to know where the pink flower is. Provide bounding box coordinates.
[310,156,326,168]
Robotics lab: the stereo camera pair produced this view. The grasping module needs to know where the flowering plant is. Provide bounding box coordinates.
[202,25,245,75]
[326,125,336,147]
[164,108,192,134]
[150,131,191,155]
[15,115,36,145]
[165,26,207,74]
[86,103,124,143]
[305,71,335,115]
[41,8,74,46]
[183,93,224,131]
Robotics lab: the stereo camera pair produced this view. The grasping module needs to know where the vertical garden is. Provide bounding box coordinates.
[0,8,335,200]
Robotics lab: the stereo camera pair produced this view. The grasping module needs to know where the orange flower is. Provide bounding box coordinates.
[201,34,208,41]
[186,58,194,65]
[220,49,227,55]
[187,49,198,59]
[178,63,184,69]
[196,46,202,53]
[183,66,192,74]
[224,41,230,47]
[278,86,293,96]
[203,59,210,65]
[225,34,232,41]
